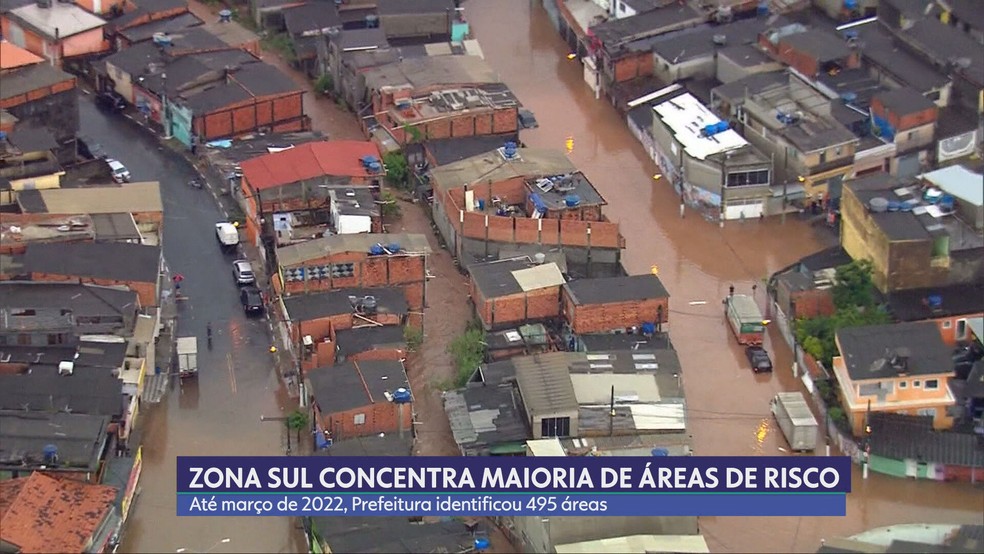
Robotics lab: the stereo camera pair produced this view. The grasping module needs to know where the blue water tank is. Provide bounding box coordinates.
[927,295,943,309]
[757,2,769,16]
[715,121,730,134]
[702,124,717,137]
[43,444,58,464]
[887,201,901,212]
[940,195,956,211]
[503,141,517,159]
[477,199,486,210]
[651,448,669,456]
[641,322,656,335]
[370,244,385,256]
[530,193,547,214]
[387,243,401,252]
[474,538,491,551]
[844,0,859,10]
[564,194,580,207]
[368,161,382,172]
[365,14,379,28]
[392,387,412,403]
[899,201,915,212]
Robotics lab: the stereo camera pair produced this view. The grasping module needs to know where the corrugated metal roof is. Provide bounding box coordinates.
[525,438,566,457]
[555,534,709,554]
[570,373,661,404]
[513,352,578,417]
[920,166,984,207]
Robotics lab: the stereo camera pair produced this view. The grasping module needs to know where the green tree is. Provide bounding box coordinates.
[403,325,423,351]
[314,74,333,95]
[832,259,877,310]
[382,151,408,187]
[404,124,423,143]
[286,409,309,445]
[380,190,402,219]
[447,328,485,387]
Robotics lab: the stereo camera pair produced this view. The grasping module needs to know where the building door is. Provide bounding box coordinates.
[895,153,920,180]
[956,319,968,340]
[905,458,918,478]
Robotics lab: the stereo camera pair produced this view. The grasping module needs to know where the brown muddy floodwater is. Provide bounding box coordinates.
[464,1,984,552]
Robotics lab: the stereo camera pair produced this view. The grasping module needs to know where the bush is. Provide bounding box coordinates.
[314,74,333,95]
[383,151,408,187]
[380,190,401,219]
[404,325,423,352]
[447,328,485,388]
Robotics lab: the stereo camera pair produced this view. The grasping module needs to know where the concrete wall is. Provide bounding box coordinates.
[653,55,715,85]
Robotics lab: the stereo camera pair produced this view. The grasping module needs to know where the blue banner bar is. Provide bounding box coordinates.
[177,456,851,494]
[177,492,846,517]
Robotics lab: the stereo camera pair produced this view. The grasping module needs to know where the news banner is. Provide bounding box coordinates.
[177,456,851,517]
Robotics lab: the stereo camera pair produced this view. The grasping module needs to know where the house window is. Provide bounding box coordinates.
[834,147,842,156]
[353,413,366,425]
[540,417,571,438]
[819,151,827,164]
[942,320,952,329]
[913,380,921,387]
[916,408,936,417]
[727,169,770,187]
[907,131,916,140]
[924,379,939,390]
[899,381,907,389]
[956,319,968,340]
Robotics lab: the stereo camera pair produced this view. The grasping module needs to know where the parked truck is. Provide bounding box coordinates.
[215,222,240,250]
[176,336,198,379]
[725,294,765,345]
[771,392,818,452]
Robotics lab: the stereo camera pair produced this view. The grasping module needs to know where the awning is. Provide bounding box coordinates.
[770,182,807,199]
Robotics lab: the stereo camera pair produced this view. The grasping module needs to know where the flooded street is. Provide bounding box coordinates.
[463,1,984,551]
[79,98,306,554]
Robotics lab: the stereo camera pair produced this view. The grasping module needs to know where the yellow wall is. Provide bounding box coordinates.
[10,171,63,190]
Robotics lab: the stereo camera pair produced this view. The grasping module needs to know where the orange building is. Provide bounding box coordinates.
[833,321,957,436]
[1,2,109,65]
[0,40,42,71]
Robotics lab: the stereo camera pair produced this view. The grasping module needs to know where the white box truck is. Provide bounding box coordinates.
[215,222,239,250]
[771,392,818,452]
[176,337,198,379]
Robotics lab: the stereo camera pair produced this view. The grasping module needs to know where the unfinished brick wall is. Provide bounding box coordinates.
[318,398,412,440]
[613,52,654,83]
[566,297,669,334]
[196,91,305,141]
[476,286,561,329]
[454,212,623,249]
[349,348,406,363]
[789,288,835,320]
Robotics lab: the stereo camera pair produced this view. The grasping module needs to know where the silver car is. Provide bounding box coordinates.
[232,260,255,286]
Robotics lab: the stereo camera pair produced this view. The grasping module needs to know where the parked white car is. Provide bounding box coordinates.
[107,159,130,183]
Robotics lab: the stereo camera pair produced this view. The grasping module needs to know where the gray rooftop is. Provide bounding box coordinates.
[362,55,499,92]
[444,385,528,453]
[282,287,407,322]
[429,147,577,192]
[335,28,389,51]
[0,369,124,417]
[718,43,774,68]
[308,360,407,414]
[118,12,203,44]
[9,2,105,39]
[335,325,406,358]
[874,87,937,116]
[855,23,950,92]
[0,411,111,471]
[7,127,57,153]
[277,233,431,267]
[284,2,341,36]
[90,213,142,242]
[868,412,984,467]
[513,352,580,417]
[24,242,161,283]
[564,274,669,305]
[0,282,138,335]
[424,133,519,166]
[652,18,773,64]
[589,3,703,50]
[902,18,984,84]
[469,259,564,299]
[837,321,952,381]
[780,29,850,62]
[232,62,302,98]
[0,63,74,101]
[528,172,605,209]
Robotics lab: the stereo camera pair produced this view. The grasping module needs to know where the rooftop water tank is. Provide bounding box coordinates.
[715,121,730,134]
[503,141,517,159]
[641,322,656,335]
[651,448,670,456]
[387,243,401,252]
[844,0,859,10]
[43,444,58,465]
[361,296,378,314]
[365,14,379,28]
[369,244,386,256]
[927,295,943,309]
[940,195,956,211]
[392,387,412,403]
[869,197,889,213]
[152,32,172,46]
[564,194,580,207]
[474,538,491,551]
[886,201,901,212]
[702,124,717,137]
[534,252,546,264]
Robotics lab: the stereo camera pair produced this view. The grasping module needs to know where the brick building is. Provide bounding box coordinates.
[23,242,163,307]
[468,259,566,331]
[281,287,407,371]
[238,140,384,246]
[1,1,109,66]
[870,87,939,176]
[308,359,412,441]
[274,233,430,326]
[362,55,518,144]
[562,274,670,335]
[0,62,78,164]
[759,28,860,79]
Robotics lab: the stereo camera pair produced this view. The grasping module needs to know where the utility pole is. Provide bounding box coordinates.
[260,415,292,455]
[608,385,615,437]
[862,399,872,480]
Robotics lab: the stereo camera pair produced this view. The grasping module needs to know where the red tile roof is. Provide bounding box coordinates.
[240,140,383,191]
[0,472,118,554]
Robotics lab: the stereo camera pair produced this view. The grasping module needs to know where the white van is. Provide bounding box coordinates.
[215,222,240,249]
[107,159,130,183]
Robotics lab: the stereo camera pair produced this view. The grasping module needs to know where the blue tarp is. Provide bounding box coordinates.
[529,193,547,214]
